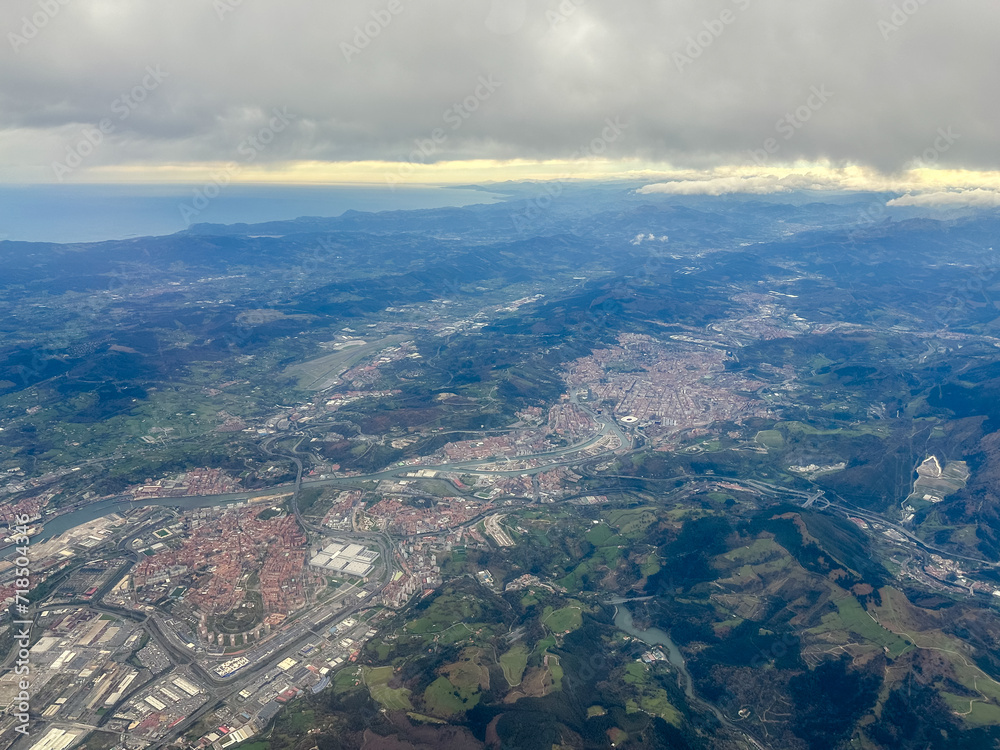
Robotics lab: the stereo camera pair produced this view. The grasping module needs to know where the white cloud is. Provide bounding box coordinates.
[630,232,669,245]
[634,164,1000,201]
[637,174,845,196]
[1,0,999,181]
[886,189,1000,208]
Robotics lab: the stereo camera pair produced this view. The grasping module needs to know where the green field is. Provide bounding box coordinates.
[333,667,363,692]
[722,538,784,566]
[585,523,627,547]
[754,430,785,449]
[543,605,583,634]
[364,666,413,710]
[640,553,661,577]
[404,591,493,638]
[500,644,529,686]
[548,654,564,691]
[442,650,488,692]
[942,693,1000,726]
[810,596,912,658]
[280,708,315,734]
[777,420,889,438]
[406,620,476,644]
[423,675,478,717]
[622,662,681,726]
[604,507,658,537]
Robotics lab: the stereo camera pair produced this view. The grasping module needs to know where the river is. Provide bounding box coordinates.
[34,490,286,543]
[32,406,626,544]
[610,600,767,749]
[610,600,693,699]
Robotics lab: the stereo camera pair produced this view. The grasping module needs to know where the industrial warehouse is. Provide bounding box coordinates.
[308,542,379,579]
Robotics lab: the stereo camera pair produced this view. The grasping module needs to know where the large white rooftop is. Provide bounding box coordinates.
[309,541,379,578]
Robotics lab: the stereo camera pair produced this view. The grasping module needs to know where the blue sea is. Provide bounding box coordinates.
[0,184,501,244]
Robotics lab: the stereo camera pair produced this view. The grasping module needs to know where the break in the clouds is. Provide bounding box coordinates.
[1,0,998,182]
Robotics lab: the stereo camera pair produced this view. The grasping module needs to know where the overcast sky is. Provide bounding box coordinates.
[1,0,997,194]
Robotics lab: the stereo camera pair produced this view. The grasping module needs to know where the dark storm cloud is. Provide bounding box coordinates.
[0,0,997,176]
